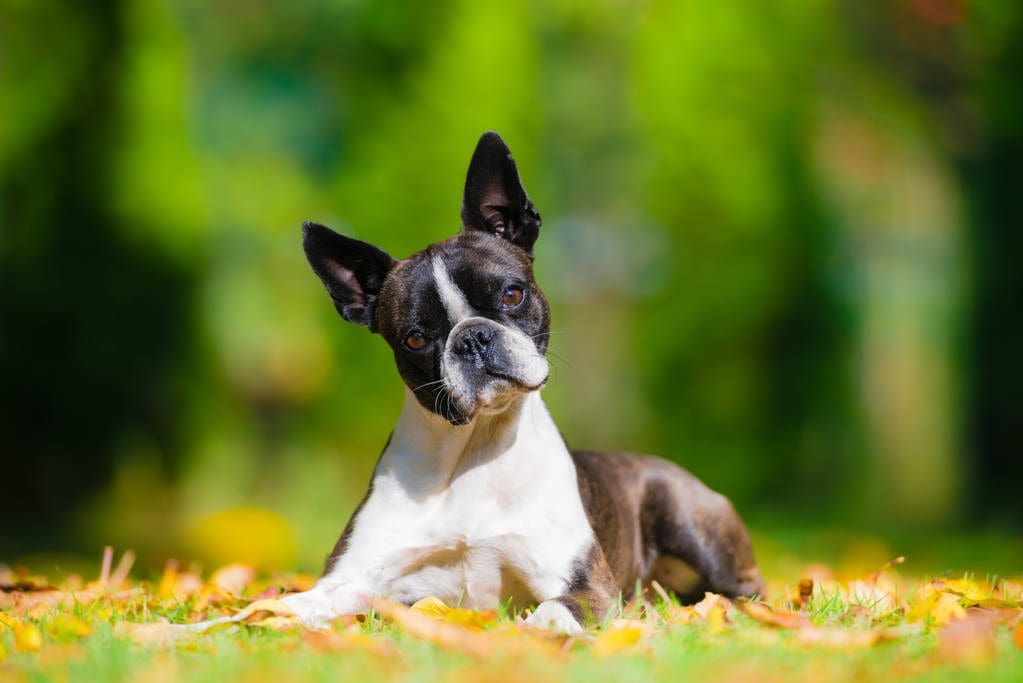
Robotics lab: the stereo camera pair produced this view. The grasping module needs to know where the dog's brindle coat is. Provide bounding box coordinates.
[288,132,763,633]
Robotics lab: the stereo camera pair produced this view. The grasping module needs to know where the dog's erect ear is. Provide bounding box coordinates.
[461,131,542,257]
[303,221,396,330]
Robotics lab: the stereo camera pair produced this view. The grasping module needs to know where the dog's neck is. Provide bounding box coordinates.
[380,389,566,495]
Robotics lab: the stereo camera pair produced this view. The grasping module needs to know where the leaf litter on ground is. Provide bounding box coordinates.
[1,546,1022,679]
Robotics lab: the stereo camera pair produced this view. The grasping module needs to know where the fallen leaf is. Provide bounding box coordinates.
[942,578,992,604]
[693,592,731,620]
[793,577,815,608]
[13,621,43,652]
[46,613,92,639]
[737,600,811,630]
[410,596,450,619]
[693,592,731,632]
[592,619,648,658]
[661,604,696,625]
[407,596,499,630]
[937,611,996,665]
[1014,621,1023,650]
[209,564,257,596]
[156,560,206,601]
[372,598,497,658]
[232,598,296,622]
[931,592,967,627]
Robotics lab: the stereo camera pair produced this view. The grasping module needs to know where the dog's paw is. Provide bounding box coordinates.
[525,600,584,635]
[280,585,370,629]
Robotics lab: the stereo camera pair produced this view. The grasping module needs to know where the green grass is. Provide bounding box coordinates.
[6,616,1021,683]
[3,532,1021,682]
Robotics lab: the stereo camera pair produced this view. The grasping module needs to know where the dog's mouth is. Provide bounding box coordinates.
[443,370,549,425]
[484,369,548,393]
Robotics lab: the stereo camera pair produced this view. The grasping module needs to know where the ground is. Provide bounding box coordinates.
[2,531,1021,682]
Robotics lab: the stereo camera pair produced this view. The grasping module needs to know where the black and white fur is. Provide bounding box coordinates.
[283,132,763,633]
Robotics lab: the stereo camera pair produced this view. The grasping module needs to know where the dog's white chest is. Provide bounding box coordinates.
[321,392,593,609]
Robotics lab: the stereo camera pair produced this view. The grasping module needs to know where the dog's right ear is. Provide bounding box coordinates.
[302,221,396,330]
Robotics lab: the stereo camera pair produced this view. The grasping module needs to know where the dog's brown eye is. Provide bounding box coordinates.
[501,286,524,308]
[404,331,428,350]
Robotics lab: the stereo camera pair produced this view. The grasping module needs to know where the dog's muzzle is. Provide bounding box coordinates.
[442,318,549,421]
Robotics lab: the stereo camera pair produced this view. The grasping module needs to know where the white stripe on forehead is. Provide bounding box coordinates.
[432,256,473,324]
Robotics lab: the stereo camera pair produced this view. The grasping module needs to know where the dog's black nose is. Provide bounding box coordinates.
[453,325,495,358]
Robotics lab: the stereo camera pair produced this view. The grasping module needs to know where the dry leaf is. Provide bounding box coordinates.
[937,611,996,665]
[408,596,498,630]
[661,604,696,625]
[931,593,967,627]
[793,578,815,608]
[693,592,731,632]
[737,600,811,630]
[592,619,648,658]
[693,593,731,620]
[209,564,257,596]
[46,613,92,639]
[410,596,451,619]
[13,621,42,652]
[232,598,296,622]
[372,598,497,658]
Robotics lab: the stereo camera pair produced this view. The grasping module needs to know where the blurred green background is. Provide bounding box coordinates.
[2,0,1021,576]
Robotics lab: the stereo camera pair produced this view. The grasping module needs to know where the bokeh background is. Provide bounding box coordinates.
[2,0,1020,576]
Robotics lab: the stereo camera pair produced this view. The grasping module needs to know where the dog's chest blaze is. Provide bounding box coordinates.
[324,394,593,609]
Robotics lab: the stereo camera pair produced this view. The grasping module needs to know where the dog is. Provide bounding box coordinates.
[281,132,764,634]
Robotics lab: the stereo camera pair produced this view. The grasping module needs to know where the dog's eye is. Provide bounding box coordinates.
[501,286,525,308]
[404,331,428,350]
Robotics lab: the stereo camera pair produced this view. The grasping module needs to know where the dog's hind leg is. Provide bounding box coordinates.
[641,461,764,601]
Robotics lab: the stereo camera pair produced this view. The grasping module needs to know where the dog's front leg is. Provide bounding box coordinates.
[524,543,619,635]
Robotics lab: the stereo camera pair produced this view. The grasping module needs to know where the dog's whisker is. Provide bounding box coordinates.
[412,378,446,393]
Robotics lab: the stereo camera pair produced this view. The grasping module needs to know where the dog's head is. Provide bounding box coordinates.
[303,132,550,425]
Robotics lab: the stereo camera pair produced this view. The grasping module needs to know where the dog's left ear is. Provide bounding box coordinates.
[303,221,397,331]
[461,131,542,257]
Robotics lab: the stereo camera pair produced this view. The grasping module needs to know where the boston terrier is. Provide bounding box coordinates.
[281,132,764,634]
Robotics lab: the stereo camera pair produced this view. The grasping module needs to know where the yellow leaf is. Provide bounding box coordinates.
[410,596,450,619]
[931,592,966,626]
[209,563,257,596]
[46,614,91,639]
[737,600,811,630]
[445,608,500,630]
[942,578,990,604]
[662,604,695,625]
[373,598,529,659]
[13,621,43,652]
[908,582,940,622]
[232,598,296,622]
[693,593,731,632]
[592,620,646,658]
[0,641,6,663]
